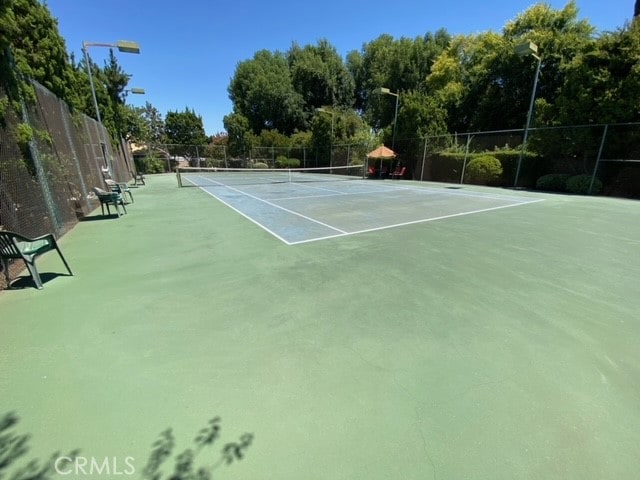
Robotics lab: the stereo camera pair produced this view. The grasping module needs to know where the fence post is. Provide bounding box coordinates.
[589,124,608,195]
[419,136,428,181]
[21,101,61,234]
[460,134,473,184]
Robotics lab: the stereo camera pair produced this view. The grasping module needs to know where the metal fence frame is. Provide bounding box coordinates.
[405,123,640,195]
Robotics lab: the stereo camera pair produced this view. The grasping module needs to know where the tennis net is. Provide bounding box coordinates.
[176,164,365,187]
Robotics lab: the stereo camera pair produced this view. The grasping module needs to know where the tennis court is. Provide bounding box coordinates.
[178,166,543,244]
[1,174,639,480]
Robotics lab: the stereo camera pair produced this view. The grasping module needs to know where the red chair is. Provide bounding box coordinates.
[390,166,406,179]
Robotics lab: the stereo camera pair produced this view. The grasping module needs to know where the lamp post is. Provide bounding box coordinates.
[316,107,334,170]
[372,87,399,177]
[122,87,146,101]
[82,40,140,171]
[125,87,145,95]
[373,87,400,178]
[372,87,399,151]
[514,41,542,188]
[82,40,141,123]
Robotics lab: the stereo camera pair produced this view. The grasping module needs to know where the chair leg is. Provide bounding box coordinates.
[24,261,43,289]
[101,203,105,216]
[1,257,11,288]
[54,245,73,276]
[121,201,127,214]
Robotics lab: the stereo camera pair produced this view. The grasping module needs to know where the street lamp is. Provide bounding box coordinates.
[316,107,334,169]
[125,87,145,95]
[372,87,399,151]
[122,87,146,102]
[82,40,141,172]
[514,41,542,188]
[82,40,141,123]
[372,87,399,177]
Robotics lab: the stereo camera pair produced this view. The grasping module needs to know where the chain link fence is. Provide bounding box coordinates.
[390,123,640,197]
[134,142,373,171]
[0,80,134,288]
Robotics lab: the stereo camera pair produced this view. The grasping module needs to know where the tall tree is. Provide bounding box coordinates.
[348,30,450,130]
[551,21,640,125]
[426,1,595,132]
[223,112,253,158]
[165,108,208,161]
[140,101,165,145]
[288,39,354,113]
[0,0,78,107]
[101,49,131,139]
[228,50,305,135]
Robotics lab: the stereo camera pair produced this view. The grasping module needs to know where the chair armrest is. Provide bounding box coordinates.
[27,233,56,242]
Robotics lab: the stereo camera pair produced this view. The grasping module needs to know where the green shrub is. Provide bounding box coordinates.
[430,152,465,182]
[465,155,503,184]
[275,155,288,168]
[566,174,602,195]
[136,154,165,174]
[275,156,301,168]
[204,158,226,168]
[609,167,640,198]
[253,162,269,169]
[15,123,33,146]
[535,173,571,192]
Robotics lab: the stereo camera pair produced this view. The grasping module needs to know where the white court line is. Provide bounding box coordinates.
[287,181,353,195]
[363,182,536,202]
[190,175,347,234]
[271,182,536,203]
[273,179,540,203]
[188,176,294,245]
[185,174,544,245]
[288,199,545,245]
[274,187,398,202]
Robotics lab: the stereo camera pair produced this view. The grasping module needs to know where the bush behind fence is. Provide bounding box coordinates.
[393,124,640,197]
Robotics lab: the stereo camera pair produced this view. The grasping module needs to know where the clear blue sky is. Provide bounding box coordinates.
[45,0,634,136]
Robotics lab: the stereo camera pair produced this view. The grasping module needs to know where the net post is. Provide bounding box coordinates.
[176,167,182,187]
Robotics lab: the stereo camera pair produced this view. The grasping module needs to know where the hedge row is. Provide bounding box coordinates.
[429,150,544,185]
[535,173,602,194]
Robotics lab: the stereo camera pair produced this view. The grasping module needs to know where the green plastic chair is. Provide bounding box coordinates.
[105,179,134,203]
[92,187,127,216]
[0,230,73,289]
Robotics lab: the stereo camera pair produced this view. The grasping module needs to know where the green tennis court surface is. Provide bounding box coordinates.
[181,169,543,244]
[1,174,639,480]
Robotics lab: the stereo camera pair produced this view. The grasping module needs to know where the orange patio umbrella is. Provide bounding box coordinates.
[366,146,397,177]
[367,145,396,159]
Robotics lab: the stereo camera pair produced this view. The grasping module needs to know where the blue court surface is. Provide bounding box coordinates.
[182,174,543,244]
